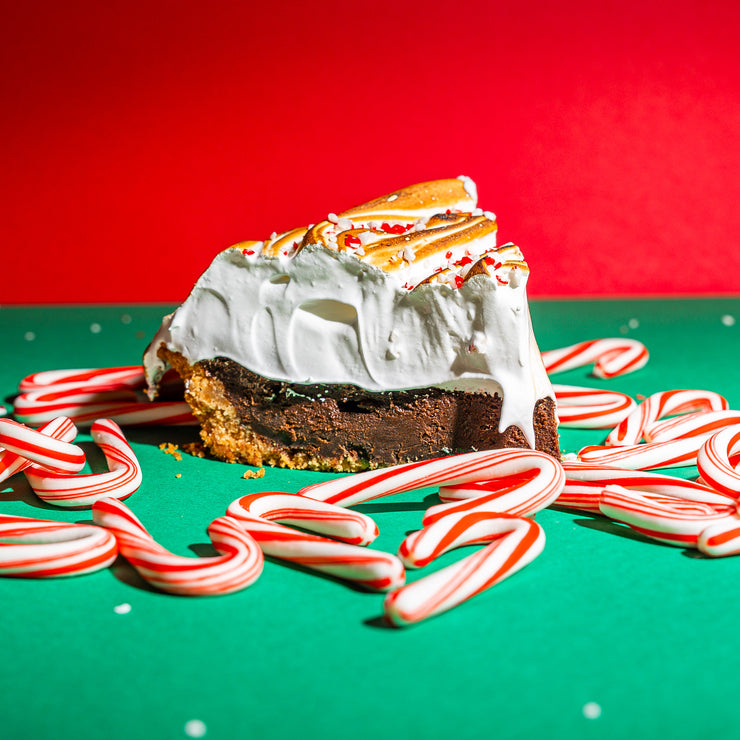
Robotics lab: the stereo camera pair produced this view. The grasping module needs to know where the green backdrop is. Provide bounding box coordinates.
[1,298,739,740]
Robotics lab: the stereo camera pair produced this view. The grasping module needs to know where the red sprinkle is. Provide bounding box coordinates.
[381,222,413,235]
[345,235,362,247]
[243,249,255,256]
[445,251,453,259]
[458,255,473,266]
[454,275,464,289]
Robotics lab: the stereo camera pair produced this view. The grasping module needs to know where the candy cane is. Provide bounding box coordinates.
[562,460,733,506]
[0,418,85,474]
[18,366,146,393]
[645,410,740,444]
[552,384,636,428]
[384,515,544,626]
[92,498,263,596]
[425,449,564,524]
[598,485,735,547]
[226,493,405,591]
[24,419,142,508]
[578,437,706,470]
[0,416,78,484]
[541,338,649,378]
[606,389,729,446]
[0,514,117,577]
[697,426,740,498]
[697,514,740,557]
[13,388,195,427]
[298,449,553,508]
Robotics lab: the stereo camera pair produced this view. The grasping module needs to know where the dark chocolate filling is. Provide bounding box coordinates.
[199,357,560,466]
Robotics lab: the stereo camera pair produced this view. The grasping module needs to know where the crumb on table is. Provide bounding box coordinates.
[159,442,182,461]
[242,468,265,479]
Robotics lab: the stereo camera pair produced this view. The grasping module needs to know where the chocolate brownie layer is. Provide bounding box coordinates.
[162,348,559,471]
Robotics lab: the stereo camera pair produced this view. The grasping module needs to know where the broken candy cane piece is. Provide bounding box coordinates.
[24,419,142,508]
[226,492,404,591]
[384,514,544,627]
[0,514,117,577]
[92,498,263,596]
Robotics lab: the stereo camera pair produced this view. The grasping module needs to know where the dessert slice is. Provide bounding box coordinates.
[144,177,559,471]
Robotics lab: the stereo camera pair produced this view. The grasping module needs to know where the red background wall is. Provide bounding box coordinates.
[1,0,738,304]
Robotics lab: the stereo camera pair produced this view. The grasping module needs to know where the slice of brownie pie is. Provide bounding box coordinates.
[144,177,559,471]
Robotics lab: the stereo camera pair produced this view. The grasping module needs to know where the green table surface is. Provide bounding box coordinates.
[1,298,739,740]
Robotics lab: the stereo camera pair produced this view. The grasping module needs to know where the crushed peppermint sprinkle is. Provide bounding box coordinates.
[484,210,496,221]
[496,275,509,285]
[472,208,483,216]
[403,243,416,262]
[337,217,352,231]
[387,194,399,201]
[327,213,339,224]
[269,231,277,240]
[358,231,375,246]
[345,234,362,247]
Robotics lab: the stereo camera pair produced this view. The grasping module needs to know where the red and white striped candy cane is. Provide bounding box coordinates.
[0,416,78,484]
[384,514,544,626]
[0,514,117,577]
[425,449,564,523]
[644,410,740,444]
[697,513,740,557]
[298,450,552,508]
[561,460,733,507]
[24,419,142,508]
[552,384,636,428]
[92,498,263,596]
[541,338,649,378]
[697,426,740,498]
[578,436,707,470]
[0,418,85,474]
[599,485,735,547]
[18,366,146,393]
[226,493,405,591]
[13,387,195,427]
[606,389,729,446]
